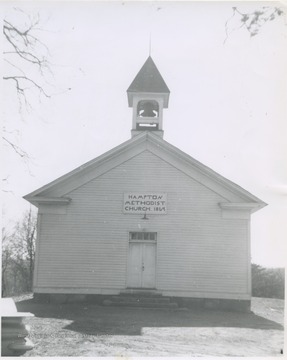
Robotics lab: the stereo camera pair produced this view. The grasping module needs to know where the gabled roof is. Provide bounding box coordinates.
[127,57,170,106]
[24,132,266,213]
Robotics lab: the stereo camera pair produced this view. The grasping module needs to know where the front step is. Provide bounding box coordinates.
[102,293,178,309]
[110,295,172,304]
[120,289,162,296]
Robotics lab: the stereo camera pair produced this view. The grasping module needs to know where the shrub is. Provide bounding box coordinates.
[252,263,285,299]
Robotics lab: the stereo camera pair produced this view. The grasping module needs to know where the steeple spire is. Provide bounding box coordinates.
[127,57,170,138]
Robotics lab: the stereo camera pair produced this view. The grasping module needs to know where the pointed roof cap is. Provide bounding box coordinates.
[127,56,170,107]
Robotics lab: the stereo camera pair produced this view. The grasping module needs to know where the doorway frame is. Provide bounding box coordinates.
[126,231,158,289]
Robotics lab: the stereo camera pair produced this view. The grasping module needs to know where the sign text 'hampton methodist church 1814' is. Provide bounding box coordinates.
[123,193,167,214]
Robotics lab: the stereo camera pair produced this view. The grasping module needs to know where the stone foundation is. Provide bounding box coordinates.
[33,293,251,312]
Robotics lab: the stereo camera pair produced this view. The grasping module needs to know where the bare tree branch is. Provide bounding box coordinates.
[4,58,26,76]
[224,6,285,43]
[2,10,55,169]
[4,50,48,69]
[3,11,53,109]
[3,136,30,159]
[4,76,51,98]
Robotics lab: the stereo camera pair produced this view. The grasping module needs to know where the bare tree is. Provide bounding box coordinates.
[2,228,13,296]
[14,208,37,288]
[3,8,53,166]
[224,6,285,43]
[2,209,37,296]
[3,9,52,108]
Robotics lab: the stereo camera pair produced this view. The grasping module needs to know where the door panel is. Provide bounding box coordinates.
[127,242,156,289]
[127,243,142,288]
[142,244,156,288]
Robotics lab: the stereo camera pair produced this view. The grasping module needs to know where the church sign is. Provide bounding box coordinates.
[123,193,167,214]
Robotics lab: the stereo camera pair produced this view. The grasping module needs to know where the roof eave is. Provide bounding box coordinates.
[24,196,71,207]
[23,132,149,199]
[147,132,267,207]
[24,131,267,212]
[219,202,267,213]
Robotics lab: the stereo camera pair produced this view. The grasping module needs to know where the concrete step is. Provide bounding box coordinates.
[102,294,178,309]
[120,290,162,297]
[103,299,178,309]
[111,296,171,304]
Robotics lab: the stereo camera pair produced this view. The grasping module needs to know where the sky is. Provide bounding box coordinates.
[2,1,287,268]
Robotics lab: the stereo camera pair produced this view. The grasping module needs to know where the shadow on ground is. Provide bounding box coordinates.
[16,298,283,337]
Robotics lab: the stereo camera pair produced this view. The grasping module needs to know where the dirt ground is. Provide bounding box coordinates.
[15,295,284,357]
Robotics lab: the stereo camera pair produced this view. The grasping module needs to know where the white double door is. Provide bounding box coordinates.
[127,242,156,288]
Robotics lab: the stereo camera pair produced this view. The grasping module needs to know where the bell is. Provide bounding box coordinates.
[139,102,157,117]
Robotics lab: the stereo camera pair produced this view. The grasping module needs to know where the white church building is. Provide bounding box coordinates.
[24,56,266,311]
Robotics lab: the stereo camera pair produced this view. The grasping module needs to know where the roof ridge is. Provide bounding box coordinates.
[23,132,149,198]
[24,132,266,211]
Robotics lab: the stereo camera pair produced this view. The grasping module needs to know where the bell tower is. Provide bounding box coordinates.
[127,56,170,138]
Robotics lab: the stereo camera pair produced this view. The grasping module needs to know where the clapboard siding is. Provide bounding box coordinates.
[35,150,250,297]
